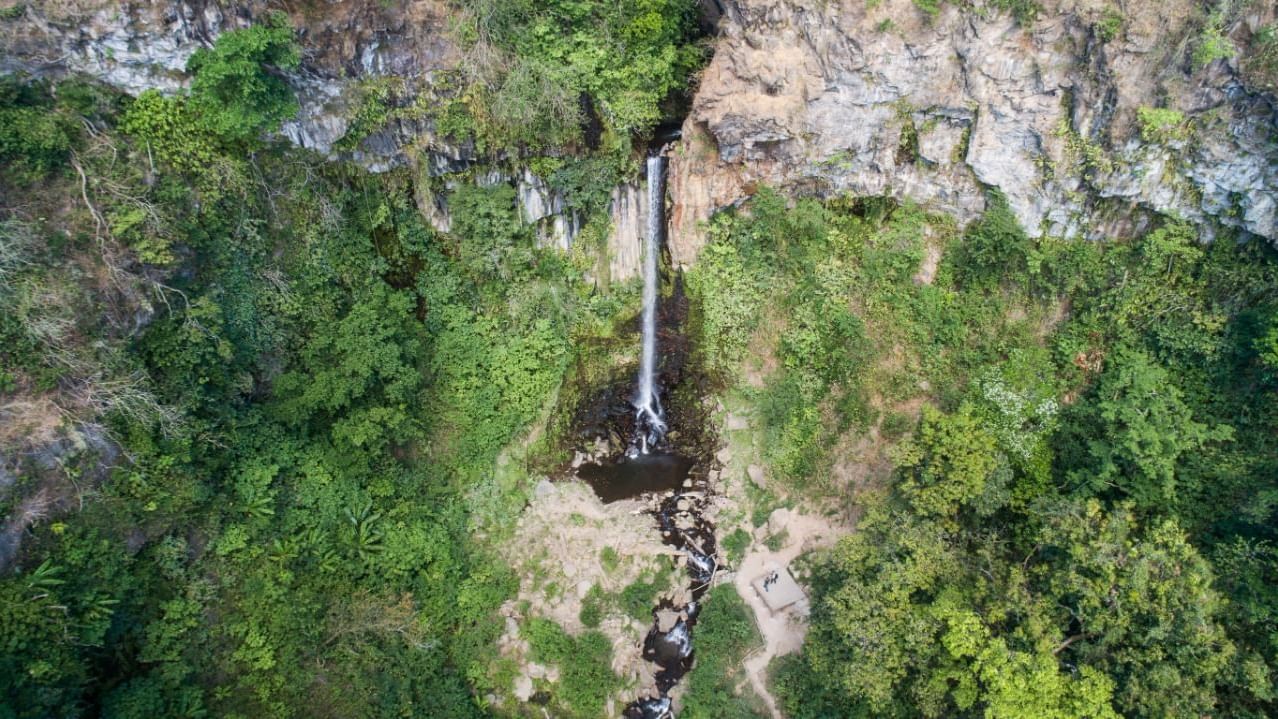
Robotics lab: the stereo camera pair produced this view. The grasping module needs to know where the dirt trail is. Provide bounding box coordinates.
[731,511,840,719]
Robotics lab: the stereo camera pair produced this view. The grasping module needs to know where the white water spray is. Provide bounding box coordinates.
[633,154,667,454]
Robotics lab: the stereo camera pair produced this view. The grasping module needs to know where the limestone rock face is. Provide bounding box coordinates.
[3,0,1273,272]
[1,0,657,276]
[0,0,459,158]
[668,0,1278,267]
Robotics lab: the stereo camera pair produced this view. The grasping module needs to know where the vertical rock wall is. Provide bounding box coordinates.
[668,0,1278,268]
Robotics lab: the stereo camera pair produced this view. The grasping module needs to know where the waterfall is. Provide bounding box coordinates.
[633,154,667,454]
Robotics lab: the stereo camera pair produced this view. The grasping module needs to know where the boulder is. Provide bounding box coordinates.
[657,609,681,633]
[513,674,534,702]
[767,507,790,537]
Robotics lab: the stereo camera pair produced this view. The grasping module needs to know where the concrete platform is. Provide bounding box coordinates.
[750,564,805,613]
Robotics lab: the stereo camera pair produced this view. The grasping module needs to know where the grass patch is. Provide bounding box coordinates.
[680,584,767,718]
[524,618,622,718]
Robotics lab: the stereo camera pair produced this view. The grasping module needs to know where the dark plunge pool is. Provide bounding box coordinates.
[578,453,694,503]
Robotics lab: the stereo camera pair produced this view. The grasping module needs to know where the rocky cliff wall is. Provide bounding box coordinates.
[669,0,1277,267]
[4,0,1275,276]
[0,0,654,280]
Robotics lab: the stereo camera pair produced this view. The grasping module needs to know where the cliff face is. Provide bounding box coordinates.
[0,0,457,155]
[669,0,1278,266]
[4,0,1275,276]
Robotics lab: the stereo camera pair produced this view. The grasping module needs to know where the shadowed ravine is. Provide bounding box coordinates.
[574,152,719,718]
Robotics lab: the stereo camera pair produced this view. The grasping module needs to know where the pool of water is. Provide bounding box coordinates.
[578,453,694,503]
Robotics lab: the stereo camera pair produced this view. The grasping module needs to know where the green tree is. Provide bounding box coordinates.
[186,13,300,143]
[273,283,424,451]
[1065,345,1232,508]
[895,405,1002,522]
[1041,501,1235,718]
[792,496,1234,719]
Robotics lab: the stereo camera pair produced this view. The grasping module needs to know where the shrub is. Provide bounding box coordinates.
[185,12,300,143]
[1244,24,1278,92]
[447,182,531,281]
[578,585,605,628]
[120,92,219,171]
[950,192,1030,289]
[1193,22,1235,69]
[1137,106,1188,144]
[913,0,942,19]
[0,79,74,183]
[619,575,662,622]
[599,545,620,572]
[523,618,620,718]
[990,0,1039,25]
[721,528,751,566]
[1097,9,1123,42]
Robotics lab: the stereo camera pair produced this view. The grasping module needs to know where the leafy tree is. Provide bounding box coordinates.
[792,491,1234,718]
[185,12,300,143]
[1062,345,1232,508]
[1040,502,1235,718]
[273,283,424,451]
[894,405,1002,522]
[0,78,75,183]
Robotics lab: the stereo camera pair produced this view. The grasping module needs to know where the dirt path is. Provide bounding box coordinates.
[731,511,840,719]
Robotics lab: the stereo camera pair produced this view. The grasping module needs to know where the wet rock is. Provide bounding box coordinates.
[746,464,766,489]
[657,609,681,633]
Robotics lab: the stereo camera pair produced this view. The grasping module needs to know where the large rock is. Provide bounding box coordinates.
[8,0,1272,269]
[513,674,534,702]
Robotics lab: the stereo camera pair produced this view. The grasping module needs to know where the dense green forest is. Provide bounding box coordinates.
[0,4,701,717]
[687,193,1278,717]
[4,2,1278,719]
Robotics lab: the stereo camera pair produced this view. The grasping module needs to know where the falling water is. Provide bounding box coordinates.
[633,154,668,454]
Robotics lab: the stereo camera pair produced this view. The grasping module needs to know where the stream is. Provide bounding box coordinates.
[573,152,719,719]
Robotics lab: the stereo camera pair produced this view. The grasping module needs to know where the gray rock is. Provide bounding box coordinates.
[725,413,749,431]
[747,464,766,489]
[715,447,733,464]
[513,674,534,702]
[667,0,1278,270]
[533,478,556,501]
[767,507,790,537]
[657,609,681,633]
